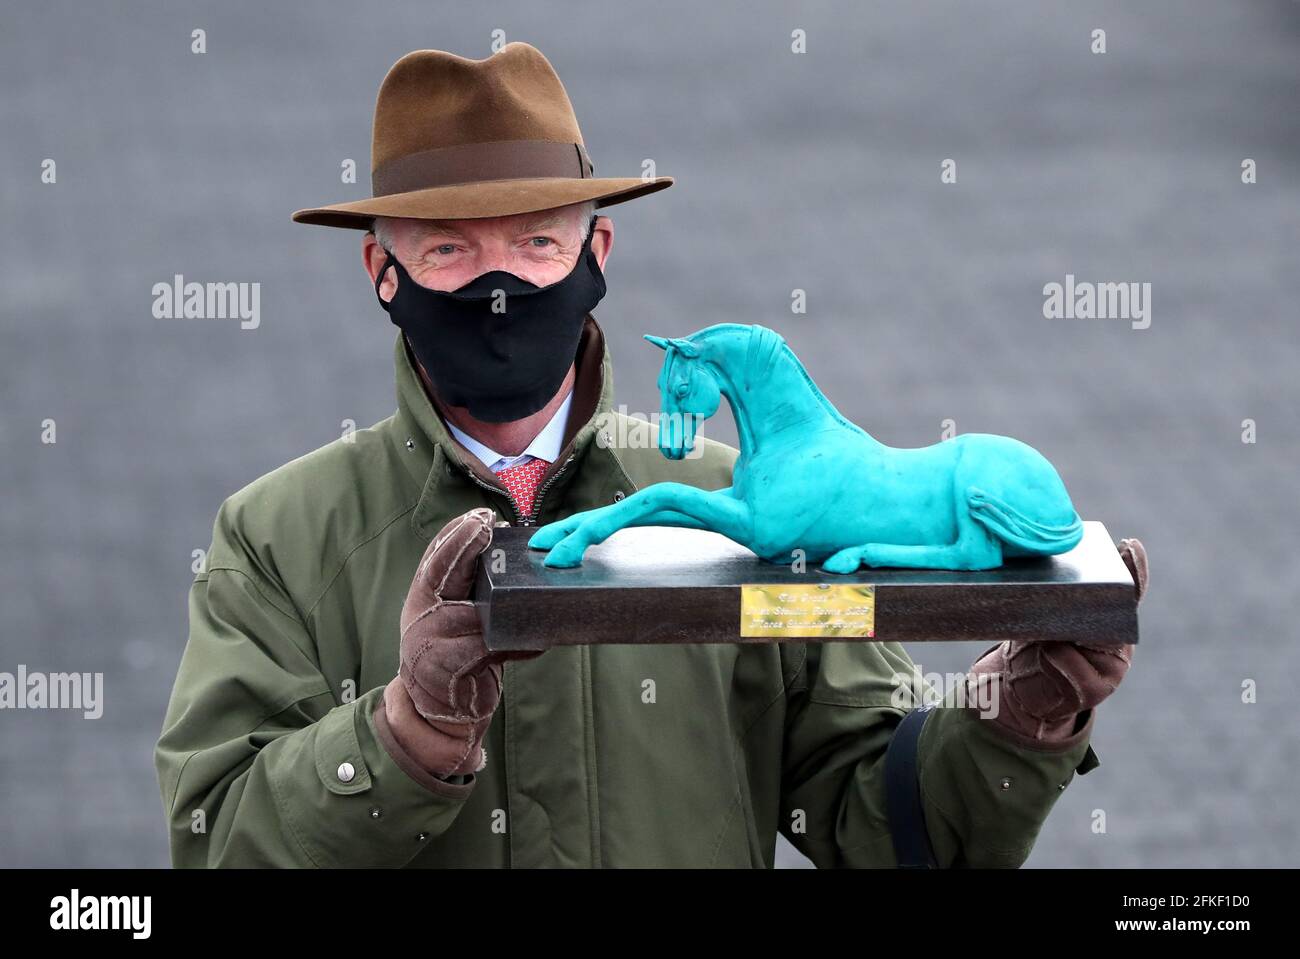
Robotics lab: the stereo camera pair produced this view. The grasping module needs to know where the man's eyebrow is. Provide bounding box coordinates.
[418,221,468,239]
[414,215,570,241]
[516,212,567,233]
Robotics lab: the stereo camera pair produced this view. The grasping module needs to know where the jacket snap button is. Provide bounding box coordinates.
[613,490,625,502]
[405,438,415,451]
[999,777,1013,791]
[369,806,382,819]
[337,762,356,783]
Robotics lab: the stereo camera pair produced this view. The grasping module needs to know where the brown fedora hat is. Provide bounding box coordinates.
[292,42,672,229]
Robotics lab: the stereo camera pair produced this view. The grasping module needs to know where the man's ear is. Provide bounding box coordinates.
[363,231,396,302]
[591,215,614,272]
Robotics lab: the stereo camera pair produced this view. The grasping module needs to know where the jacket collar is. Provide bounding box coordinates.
[393,313,617,536]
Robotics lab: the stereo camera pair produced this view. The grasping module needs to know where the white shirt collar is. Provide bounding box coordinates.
[444,390,574,473]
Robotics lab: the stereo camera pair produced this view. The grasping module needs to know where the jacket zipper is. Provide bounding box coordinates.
[454,451,577,527]
[458,466,526,525]
[522,453,576,527]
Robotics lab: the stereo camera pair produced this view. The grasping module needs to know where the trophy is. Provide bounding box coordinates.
[475,324,1138,652]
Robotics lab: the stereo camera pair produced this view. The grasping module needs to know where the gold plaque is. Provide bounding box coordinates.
[739,583,876,638]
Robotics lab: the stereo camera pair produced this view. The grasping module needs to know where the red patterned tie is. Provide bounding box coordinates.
[495,457,552,519]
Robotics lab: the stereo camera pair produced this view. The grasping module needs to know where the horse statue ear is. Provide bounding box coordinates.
[644,334,701,358]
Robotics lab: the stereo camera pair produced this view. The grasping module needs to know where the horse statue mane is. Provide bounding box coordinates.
[530,323,1083,573]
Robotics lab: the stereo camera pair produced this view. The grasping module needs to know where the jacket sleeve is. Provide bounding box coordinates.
[777,640,1099,868]
[154,520,474,868]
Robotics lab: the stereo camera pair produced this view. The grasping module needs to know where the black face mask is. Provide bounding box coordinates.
[374,215,606,423]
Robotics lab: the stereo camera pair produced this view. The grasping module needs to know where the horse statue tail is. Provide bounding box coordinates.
[967,488,1084,555]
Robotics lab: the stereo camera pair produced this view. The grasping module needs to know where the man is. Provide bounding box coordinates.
[155,42,1146,868]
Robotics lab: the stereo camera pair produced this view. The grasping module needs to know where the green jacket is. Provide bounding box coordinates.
[155,316,1099,868]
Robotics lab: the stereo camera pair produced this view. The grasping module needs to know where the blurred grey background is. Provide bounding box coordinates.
[2,0,1298,867]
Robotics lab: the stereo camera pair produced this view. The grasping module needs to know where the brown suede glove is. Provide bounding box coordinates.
[373,507,543,782]
[966,537,1147,748]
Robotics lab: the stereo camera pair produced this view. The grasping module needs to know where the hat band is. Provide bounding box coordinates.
[371,140,594,196]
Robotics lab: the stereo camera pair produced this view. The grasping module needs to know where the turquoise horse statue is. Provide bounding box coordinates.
[528,323,1083,572]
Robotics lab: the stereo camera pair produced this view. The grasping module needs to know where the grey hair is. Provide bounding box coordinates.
[371,198,597,253]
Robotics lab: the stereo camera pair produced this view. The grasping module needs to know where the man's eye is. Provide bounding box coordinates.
[529,236,553,248]
[435,244,456,255]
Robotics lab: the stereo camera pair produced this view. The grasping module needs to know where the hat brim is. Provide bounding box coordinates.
[291,176,673,229]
